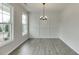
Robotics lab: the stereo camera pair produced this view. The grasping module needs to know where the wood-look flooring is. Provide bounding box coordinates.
[9,38,78,55]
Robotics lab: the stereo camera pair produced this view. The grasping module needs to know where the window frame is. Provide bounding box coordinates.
[0,3,14,47]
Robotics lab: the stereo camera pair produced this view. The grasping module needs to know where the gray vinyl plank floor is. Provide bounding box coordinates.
[9,38,78,55]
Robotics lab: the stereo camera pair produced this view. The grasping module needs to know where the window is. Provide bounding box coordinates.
[22,13,28,35]
[0,3,13,45]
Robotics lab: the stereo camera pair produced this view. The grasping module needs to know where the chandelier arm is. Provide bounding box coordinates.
[40,3,47,20]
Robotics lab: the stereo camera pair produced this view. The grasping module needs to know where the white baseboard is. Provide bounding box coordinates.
[59,36,79,54]
[7,38,28,55]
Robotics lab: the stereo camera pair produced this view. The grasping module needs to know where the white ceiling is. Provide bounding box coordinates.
[25,3,68,12]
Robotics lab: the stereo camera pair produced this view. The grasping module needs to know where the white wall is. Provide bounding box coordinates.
[59,4,79,54]
[0,4,29,55]
[29,11,61,38]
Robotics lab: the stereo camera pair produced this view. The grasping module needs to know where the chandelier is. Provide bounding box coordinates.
[40,3,48,20]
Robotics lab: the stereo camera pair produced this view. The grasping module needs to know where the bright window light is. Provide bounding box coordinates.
[22,13,28,35]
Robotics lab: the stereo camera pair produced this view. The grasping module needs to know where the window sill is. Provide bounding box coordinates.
[0,40,13,47]
[22,32,27,36]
